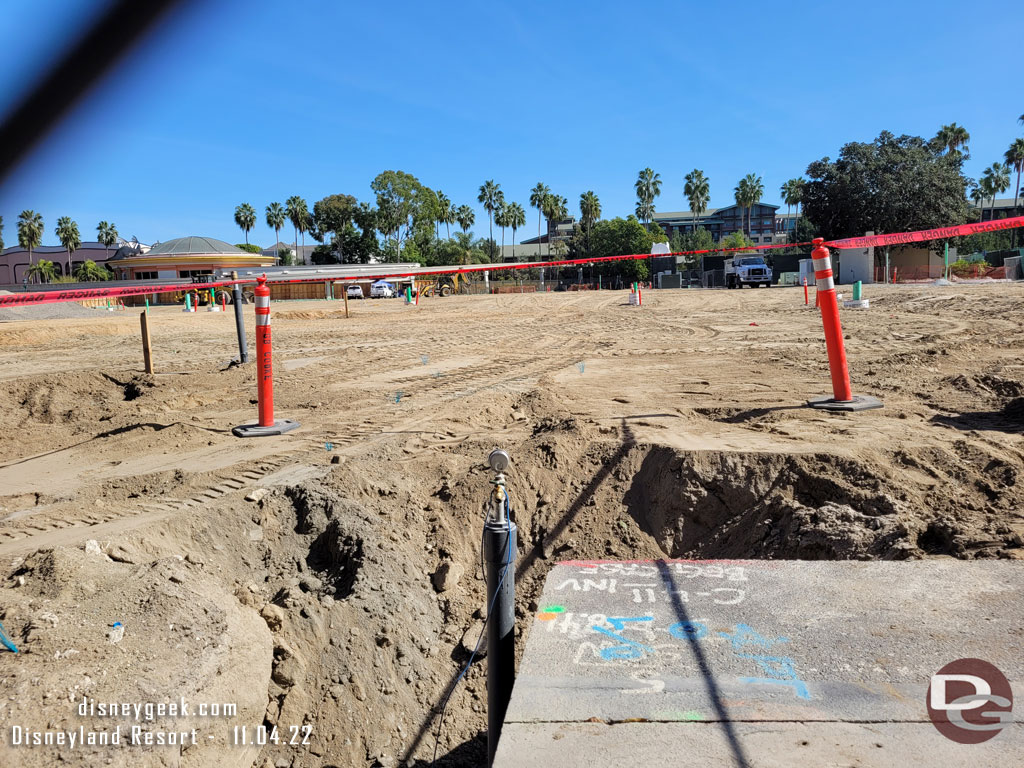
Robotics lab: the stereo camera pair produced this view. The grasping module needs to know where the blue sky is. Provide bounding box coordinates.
[1,0,1021,249]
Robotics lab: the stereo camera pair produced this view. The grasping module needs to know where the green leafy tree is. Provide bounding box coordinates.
[234,203,256,244]
[507,202,526,261]
[588,216,656,284]
[634,167,661,226]
[477,179,502,259]
[265,202,286,255]
[671,226,715,269]
[17,210,44,270]
[26,258,57,283]
[96,220,118,261]
[456,205,475,235]
[934,123,970,157]
[74,259,111,281]
[684,170,710,232]
[285,196,310,264]
[802,131,970,241]
[55,216,81,276]
[529,182,550,256]
[312,194,355,259]
[234,243,262,253]
[371,170,424,260]
[277,247,294,265]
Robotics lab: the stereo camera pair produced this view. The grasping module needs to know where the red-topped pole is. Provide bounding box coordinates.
[806,239,881,412]
[233,275,300,437]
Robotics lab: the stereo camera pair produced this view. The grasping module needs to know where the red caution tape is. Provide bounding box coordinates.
[826,215,1024,250]
[0,279,243,308]
[3,215,1022,308]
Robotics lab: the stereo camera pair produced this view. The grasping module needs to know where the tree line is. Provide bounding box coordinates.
[4,211,118,283]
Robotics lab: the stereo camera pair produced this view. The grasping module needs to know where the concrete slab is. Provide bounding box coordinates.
[494,560,1024,767]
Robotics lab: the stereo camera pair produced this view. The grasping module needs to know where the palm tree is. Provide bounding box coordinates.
[437,192,454,238]
[96,220,118,261]
[734,173,764,236]
[542,194,568,256]
[234,203,256,245]
[684,170,710,233]
[0,215,4,251]
[55,216,81,276]
[285,196,309,264]
[507,202,526,261]
[26,258,57,283]
[17,210,43,272]
[456,205,475,235]
[970,183,987,218]
[265,202,286,257]
[494,196,509,257]
[981,163,1011,219]
[74,260,111,281]
[477,180,502,259]
[780,178,804,238]
[579,191,601,256]
[634,168,662,226]
[529,182,550,257]
[934,123,971,157]
[1005,139,1024,215]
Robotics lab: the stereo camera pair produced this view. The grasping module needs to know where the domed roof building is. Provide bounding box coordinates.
[108,235,274,280]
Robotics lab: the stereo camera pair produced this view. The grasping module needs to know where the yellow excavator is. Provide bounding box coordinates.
[416,272,470,297]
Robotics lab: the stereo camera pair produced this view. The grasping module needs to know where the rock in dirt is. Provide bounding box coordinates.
[245,488,268,503]
[432,560,464,592]
[260,604,285,631]
[460,621,486,657]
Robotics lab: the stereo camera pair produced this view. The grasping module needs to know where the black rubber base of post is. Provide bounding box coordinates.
[232,419,301,438]
[806,395,883,412]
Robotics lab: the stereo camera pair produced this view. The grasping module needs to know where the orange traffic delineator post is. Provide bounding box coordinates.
[806,238,882,412]
[232,275,300,437]
[802,276,809,305]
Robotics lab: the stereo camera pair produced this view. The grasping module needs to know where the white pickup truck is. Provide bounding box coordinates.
[725,255,772,288]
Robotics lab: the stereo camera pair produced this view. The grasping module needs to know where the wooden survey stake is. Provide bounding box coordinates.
[140,311,154,374]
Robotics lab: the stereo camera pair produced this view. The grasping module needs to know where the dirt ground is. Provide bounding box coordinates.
[1,283,1022,767]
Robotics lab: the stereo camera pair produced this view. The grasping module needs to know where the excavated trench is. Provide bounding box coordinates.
[234,424,1021,767]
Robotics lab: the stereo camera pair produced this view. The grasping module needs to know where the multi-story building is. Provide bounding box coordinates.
[652,203,780,244]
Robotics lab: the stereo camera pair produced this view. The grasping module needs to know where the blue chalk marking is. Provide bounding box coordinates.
[718,623,788,650]
[592,617,655,660]
[395,391,404,403]
[421,355,429,365]
[325,442,333,451]
[577,361,585,373]
[737,653,811,700]
[0,621,19,654]
[669,621,708,640]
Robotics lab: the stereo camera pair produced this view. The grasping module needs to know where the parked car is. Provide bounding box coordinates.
[370,281,395,298]
[347,285,364,299]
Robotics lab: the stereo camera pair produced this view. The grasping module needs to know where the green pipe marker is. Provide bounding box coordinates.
[144,297,149,314]
[852,281,862,301]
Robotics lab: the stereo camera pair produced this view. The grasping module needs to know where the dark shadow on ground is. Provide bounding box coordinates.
[931,399,1024,433]
[406,734,487,767]
[655,560,752,768]
[695,404,805,424]
[403,418,641,766]
[516,417,638,582]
